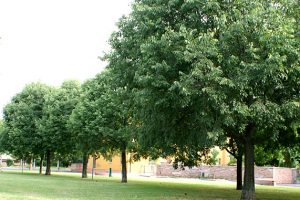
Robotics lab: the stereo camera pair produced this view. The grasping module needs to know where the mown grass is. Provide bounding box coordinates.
[0,171,299,200]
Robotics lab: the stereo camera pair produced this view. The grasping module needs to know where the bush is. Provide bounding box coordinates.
[6,159,13,167]
[207,149,219,165]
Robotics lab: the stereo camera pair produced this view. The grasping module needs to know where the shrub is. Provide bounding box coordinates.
[6,159,13,167]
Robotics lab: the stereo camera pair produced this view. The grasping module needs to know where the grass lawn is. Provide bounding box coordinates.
[0,171,299,200]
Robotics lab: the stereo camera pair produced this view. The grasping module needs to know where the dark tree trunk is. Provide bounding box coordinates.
[241,125,256,200]
[236,154,243,190]
[225,143,243,190]
[39,154,44,175]
[45,151,51,175]
[82,153,88,178]
[29,157,33,171]
[121,145,127,183]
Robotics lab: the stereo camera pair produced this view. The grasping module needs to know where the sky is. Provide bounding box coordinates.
[0,0,133,116]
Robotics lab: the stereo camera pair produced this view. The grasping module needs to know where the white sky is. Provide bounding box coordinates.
[0,0,133,116]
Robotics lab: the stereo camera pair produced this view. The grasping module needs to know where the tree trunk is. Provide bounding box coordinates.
[92,155,96,180]
[39,155,44,175]
[82,153,88,178]
[236,154,243,190]
[121,145,127,183]
[57,160,60,172]
[45,151,51,175]
[33,159,36,170]
[29,157,33,171]
[21,159,24,173]
[241,125,256,200]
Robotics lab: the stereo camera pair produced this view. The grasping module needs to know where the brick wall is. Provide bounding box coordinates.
[255,167,273,179]
[156,163,297,184]
[70,163,82,172]
[273,167,297,184]
[156,163,238,180]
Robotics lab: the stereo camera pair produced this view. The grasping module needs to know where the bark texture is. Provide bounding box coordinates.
[82,153,88,178]
[121,146,127,183]
[241,125,256,200]
[45,151,51,175]
[39,155,44,175]
[236,154,243,190]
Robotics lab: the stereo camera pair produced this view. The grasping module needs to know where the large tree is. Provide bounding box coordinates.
[106,0,219,170]
[179,1,299,199]
[106,0,299,199]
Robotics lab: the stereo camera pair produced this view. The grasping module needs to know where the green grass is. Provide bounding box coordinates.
[0,171,299,200]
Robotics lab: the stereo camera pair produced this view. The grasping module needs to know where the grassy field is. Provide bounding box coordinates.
[0,171,299,200]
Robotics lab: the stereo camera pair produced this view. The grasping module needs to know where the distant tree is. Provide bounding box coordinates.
[2,83,50,174]
[207,149,219,166]
[37,80,80,175]
[72,70,135,183]
[68,78,105,178]
[92,71,134,183]
[0,119,5,153]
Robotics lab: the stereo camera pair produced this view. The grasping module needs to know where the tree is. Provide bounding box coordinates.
[69,70,136,183]
[106,0,299,199]
[94,78,133,183]
[92,70,135,183]
[0,119,5,153]
[2,82,51,173]
[179,1,300,199]
[37,80,80,175]
[68,78,105,178]
[222,138,244,190]
[106,0,219,170]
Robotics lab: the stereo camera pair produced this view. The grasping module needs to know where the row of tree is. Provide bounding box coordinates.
[102,1,299,200]
[0,81,81,175]
[0,0,299,200]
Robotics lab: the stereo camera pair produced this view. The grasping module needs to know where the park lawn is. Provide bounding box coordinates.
[0,171,299,200]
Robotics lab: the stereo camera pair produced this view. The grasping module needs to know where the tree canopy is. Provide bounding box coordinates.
[37,80,81,175]
[106,0,300,199]
[0,1,299,199]
[2,83,51,160]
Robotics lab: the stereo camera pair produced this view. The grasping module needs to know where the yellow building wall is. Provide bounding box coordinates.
[87,154,165,174]
[88,155,122,172]
[219,149,230,166]
[129,156,164,174]
[87,149,230,174]
[213,147,230,166]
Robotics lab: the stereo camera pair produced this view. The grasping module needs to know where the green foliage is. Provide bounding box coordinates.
[106,0,224,167]
[2,82,51,159]
[255,146,300,168]
[68,74,109,158]
[0,120,4,153]
[5,159,13,167]
[106,0,299,196]
[34,159,45,167]
[228,154,237,166]
[207,149,219,166]
[37,80,81,157]
[1,80,81,174]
